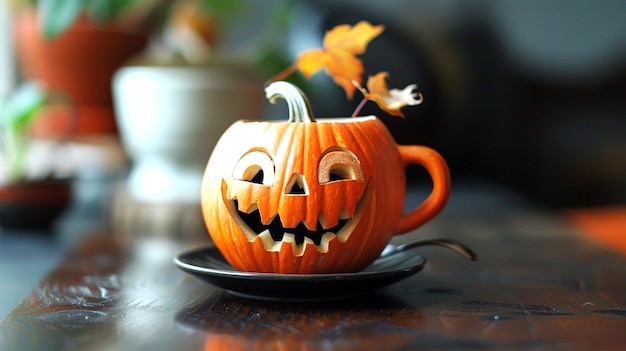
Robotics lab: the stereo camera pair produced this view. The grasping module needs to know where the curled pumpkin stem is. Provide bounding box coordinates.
[265,81,316,123]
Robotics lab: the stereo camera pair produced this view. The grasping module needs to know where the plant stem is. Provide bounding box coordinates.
[264,64,298,87]
[351,97,369,118]
[5,126,26,182]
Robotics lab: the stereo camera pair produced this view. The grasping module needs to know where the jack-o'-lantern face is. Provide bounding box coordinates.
[224,146,368,255]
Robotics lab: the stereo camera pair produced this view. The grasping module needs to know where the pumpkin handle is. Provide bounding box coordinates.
[265,81,316,123]
[395,145,450,234]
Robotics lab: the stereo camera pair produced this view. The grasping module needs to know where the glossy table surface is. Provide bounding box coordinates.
[1,204,625,351]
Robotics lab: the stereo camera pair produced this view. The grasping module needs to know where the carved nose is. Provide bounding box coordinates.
[286,174,308,195]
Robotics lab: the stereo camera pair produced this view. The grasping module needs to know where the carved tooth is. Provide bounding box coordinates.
[336,220,355,242]
[281,233,297,254]
[318,212,327,229]
[339,208,350,220]
[241,225,259,242]
[258,230,281,252]
[336,204,364,243]
[246,202,259,214]
[317,233,336,253]
[292,237,313,257]
[281,233,314,257]
[282,232,295,243]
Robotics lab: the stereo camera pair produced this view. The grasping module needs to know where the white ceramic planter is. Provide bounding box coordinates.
[113,59,264,204]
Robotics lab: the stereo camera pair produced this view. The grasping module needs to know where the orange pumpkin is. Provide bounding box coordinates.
[201,82,450,274]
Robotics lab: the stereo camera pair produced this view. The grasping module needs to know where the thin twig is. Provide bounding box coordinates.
[264,64,298,87]
[351,97,369,118]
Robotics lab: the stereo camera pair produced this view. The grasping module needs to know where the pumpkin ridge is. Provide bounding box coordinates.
[218,179,251,270]
[336,122,369,219]
[302,121,318,230]
[353,186,379,266]
[341,120,396,265]
[275,123,298,227]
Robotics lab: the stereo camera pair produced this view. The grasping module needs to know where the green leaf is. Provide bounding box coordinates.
[38,0,85,39]
[269,0,294,29]
[89,0,137,22]
[0,81,46,129]
[0,81,46,182]
[201,0,241,16]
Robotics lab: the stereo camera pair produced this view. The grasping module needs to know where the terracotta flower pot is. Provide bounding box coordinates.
[0,178,72,231]
[13,10,150,136]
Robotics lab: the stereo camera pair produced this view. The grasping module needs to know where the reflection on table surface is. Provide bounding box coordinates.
[1,203,624,351]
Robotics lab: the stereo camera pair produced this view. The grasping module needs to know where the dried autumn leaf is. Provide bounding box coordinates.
[296,21,384,99]
[355,72,423,118]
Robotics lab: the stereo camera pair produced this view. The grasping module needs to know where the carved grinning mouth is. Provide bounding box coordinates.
[235,200,348,246]
[223,181,370,255]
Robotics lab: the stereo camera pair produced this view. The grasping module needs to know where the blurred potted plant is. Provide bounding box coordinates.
[0,81,72,230]
[111,0,267,237]
[10,0,167,136]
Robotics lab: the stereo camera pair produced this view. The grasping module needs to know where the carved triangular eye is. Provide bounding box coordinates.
[318,148,364,184]
[233,150,275,185]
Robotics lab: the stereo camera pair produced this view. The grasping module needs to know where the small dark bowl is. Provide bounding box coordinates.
[0,178,72,231]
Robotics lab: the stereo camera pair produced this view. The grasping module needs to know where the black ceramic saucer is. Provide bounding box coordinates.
[174,245,426,301]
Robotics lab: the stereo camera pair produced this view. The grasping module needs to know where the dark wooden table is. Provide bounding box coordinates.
[1,208,624,351]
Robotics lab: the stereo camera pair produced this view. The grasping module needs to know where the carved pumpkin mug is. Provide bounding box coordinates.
[201,82,450,274]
